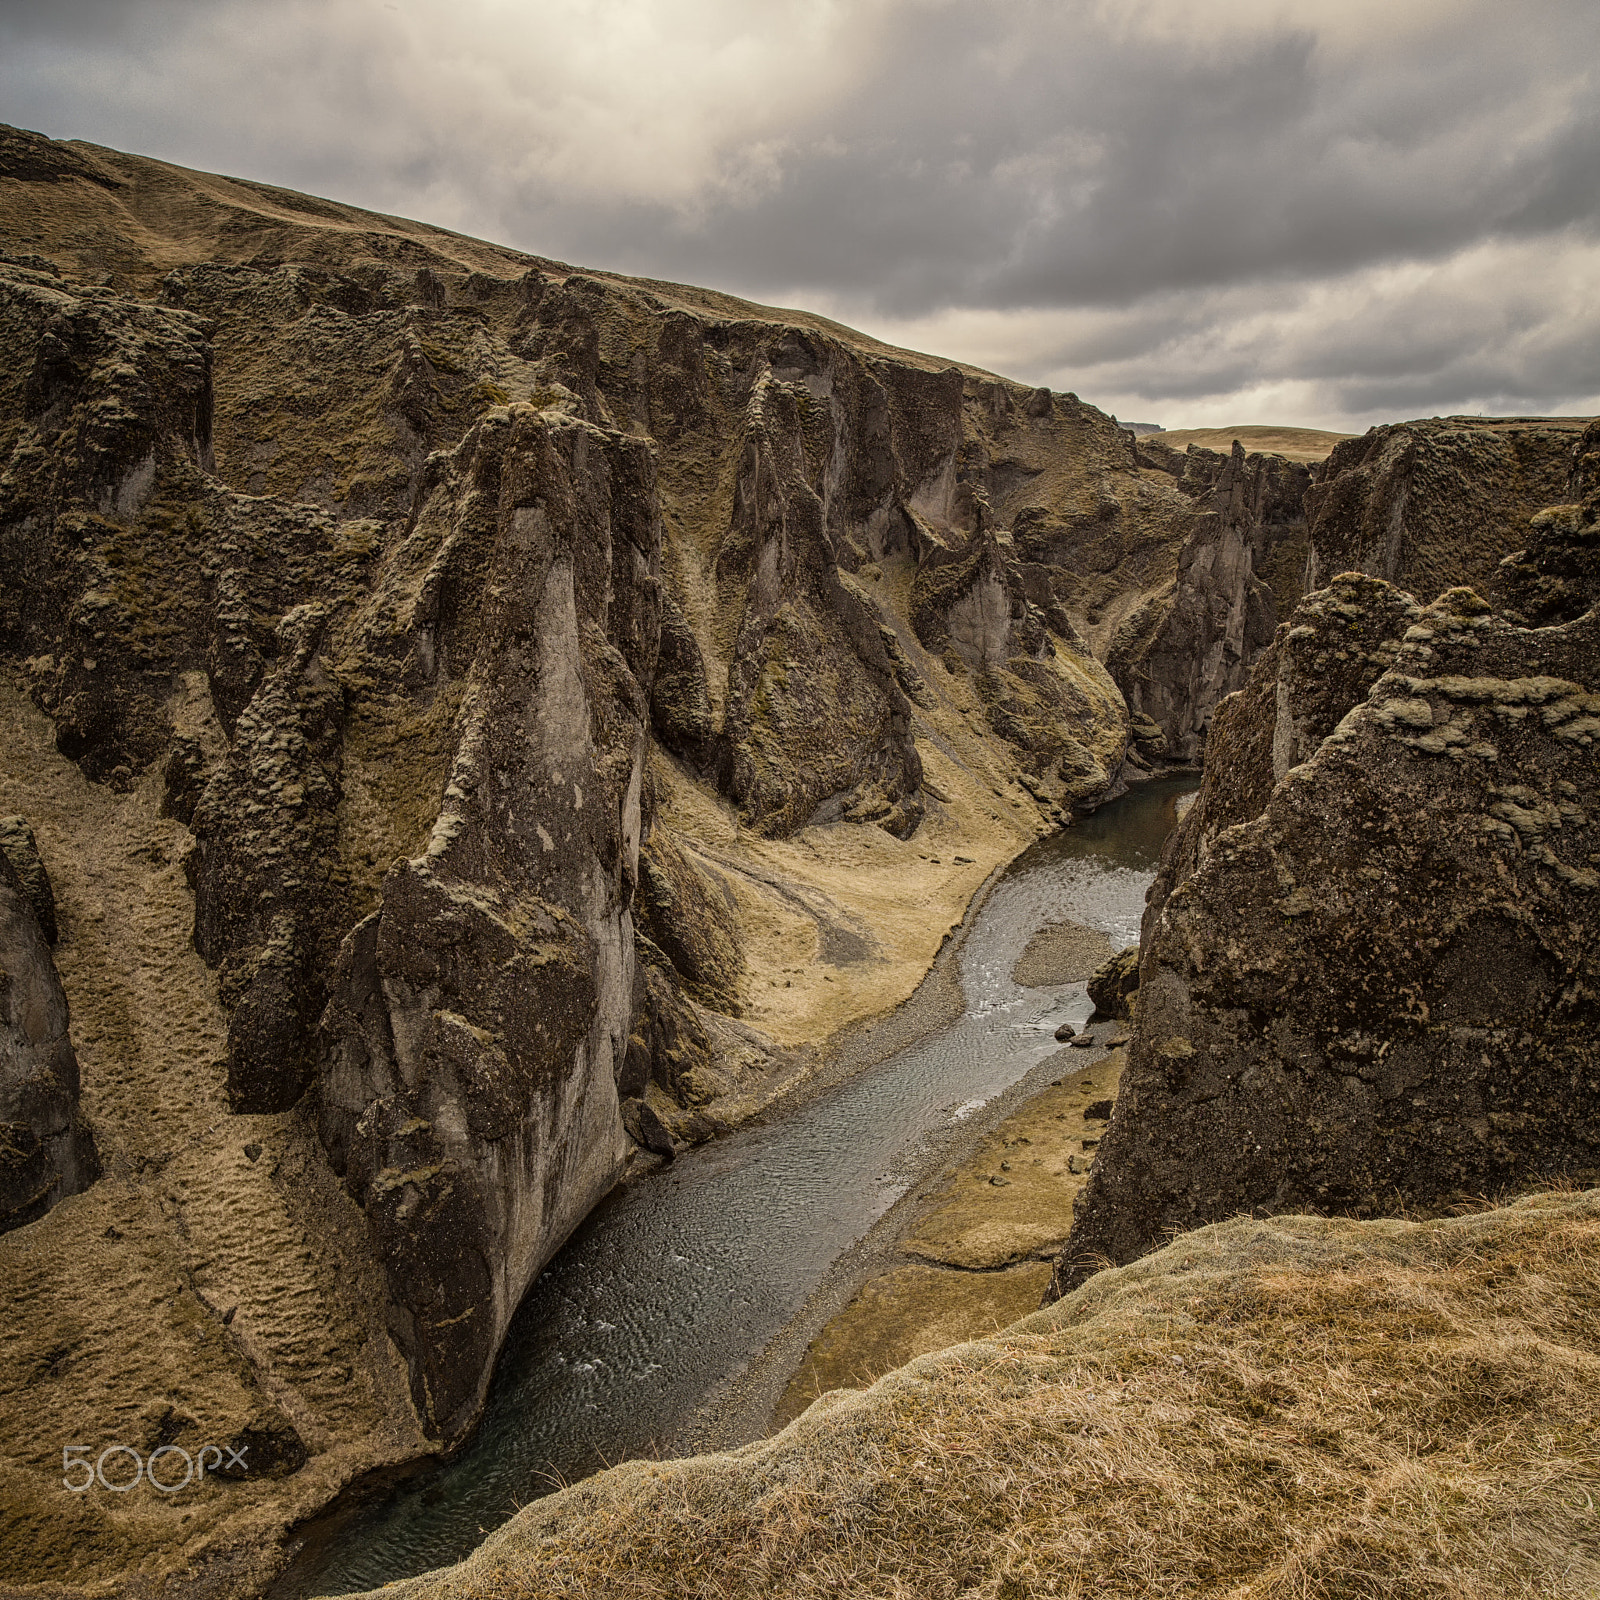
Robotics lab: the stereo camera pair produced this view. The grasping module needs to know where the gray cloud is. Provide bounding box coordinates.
[1,0,1596,428]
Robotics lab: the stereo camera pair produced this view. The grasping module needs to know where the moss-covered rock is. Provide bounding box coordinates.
[1054,563,1600,1297]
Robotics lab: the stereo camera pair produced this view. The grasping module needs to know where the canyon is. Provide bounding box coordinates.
[0,122,1596,1600]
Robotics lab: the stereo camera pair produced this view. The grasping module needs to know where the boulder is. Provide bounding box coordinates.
[620,1098,676,1161]
[1086,946,1140,1021]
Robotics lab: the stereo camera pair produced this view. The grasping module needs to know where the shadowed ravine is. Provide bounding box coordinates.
[282,778,1195,1597]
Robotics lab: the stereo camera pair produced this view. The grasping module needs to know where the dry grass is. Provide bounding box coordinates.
[361,1190,1600,1600]
[1146,427,1354,463]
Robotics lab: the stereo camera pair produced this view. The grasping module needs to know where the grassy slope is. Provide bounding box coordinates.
[363,1188,1600,1600]
[1145,427,1355,463]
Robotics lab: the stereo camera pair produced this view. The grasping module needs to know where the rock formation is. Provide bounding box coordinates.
[1496,419,1600,625]
[0,123,1231,1592]
[1051,455,1600,1291]
[1304,415,1589,599]
[1109,439,1314,763]
[1085,946,1139,1022]
[0,830,97,1232]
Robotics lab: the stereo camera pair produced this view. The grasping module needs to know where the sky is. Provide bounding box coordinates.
[3,0,1597,431]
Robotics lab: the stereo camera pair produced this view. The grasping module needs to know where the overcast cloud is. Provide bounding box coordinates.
[2,0,1596,429]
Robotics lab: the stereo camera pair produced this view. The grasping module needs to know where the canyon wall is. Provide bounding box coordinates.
[0,123,1215,1591]
[1304,415,1588,598]
[0,822,98,1233]
[1108,439,1313,763]
[1052,424,1600,1294]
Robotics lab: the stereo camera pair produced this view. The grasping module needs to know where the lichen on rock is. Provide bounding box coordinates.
[1052,547,1600,1297]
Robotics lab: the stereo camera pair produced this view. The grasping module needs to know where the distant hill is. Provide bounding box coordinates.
[1147,425,1356,462]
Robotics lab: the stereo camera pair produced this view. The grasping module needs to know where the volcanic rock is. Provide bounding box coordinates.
[0,848,97,1232]
[0,815,58,943]
[1110,441,1313,762]
[0,121,1224,1581]
[1052,564,1600,1297]
[1304,415,1589,601]
[1086,946,1140,1021]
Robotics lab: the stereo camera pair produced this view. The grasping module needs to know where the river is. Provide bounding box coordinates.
[284,775,1195,1597]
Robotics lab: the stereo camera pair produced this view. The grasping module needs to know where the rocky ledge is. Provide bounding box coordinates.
[1052,421,1600,1294]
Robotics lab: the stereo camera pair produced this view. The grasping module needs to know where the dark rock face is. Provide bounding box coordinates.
[0,124,1213,1450]
[1086,947,1139,1022]
[1051,567,1600,1298]
[635,826,744,1016]
[315,412,657,1438]
[1496,419,1600,625]
[1304,416,1589,603]
[0,848,97,1233]
[1146,571,1426,917]
[0,816,58,943]
[1109,441,1313,763]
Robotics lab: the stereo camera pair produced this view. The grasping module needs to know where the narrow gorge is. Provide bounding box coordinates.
[1,124,1596,1600]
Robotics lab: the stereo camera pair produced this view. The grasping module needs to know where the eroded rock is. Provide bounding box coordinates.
[1052,569,1600,1297]
[1111,442,1312,762]
[1304,416,1588,601]
[0,850,97,1232]
[1086,946,1139,1022]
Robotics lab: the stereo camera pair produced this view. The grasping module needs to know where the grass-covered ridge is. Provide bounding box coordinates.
[360,1188,1600,1600]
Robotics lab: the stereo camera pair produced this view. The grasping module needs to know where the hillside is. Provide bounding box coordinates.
[1144,425,1353,463]
[3,119,1596,1600]
[356,1191,1600,1600]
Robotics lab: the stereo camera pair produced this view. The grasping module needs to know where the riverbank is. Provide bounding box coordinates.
[353,1186,1600,1600]
[772,1037,1129,1432]
[278,779,1195,1596]
[683,780,1192,1453]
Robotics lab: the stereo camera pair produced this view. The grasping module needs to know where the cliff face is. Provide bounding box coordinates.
[313,412,661,1439]
[1109,440,1313,763]
[1053,476,1600,1292]
[1497,418,1600,626]
[1304,415,1589,601]
[0,124,1220,1591]
[0,828,97,1233]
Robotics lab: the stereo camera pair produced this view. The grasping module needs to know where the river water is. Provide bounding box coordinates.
[290,776,1194,1597]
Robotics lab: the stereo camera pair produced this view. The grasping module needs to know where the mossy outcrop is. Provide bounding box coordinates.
[1496,418,1600,626]
[1304,415,1590,602]
[1052,536,1600,1294]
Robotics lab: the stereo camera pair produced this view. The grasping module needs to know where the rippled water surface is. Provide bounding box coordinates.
[292,777,1195,1595]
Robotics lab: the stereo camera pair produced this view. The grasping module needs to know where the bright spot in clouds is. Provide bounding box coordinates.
[2,0,1596,430]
